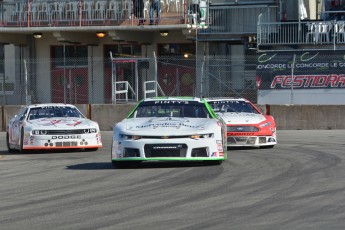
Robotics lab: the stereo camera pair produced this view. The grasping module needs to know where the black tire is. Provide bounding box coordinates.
[112,161,127,168]
[6,132,16,153]
[260,145,275,149]
[84,148,98,152]
[204,160,223,166]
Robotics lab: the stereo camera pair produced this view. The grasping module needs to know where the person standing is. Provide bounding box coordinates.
[134,0,145,25]
[149,0,160,25]
[189,0,201,25]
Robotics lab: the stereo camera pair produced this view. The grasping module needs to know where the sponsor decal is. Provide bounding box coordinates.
[115,143,123,156]
[40,119,83,126]
[136,123,200,129]
[67,121,82,126]
[211,152,219,157]
[300,52,319,62]
[52,135,81,139]
[219,152,224,157]
[154,100,189,105]
[271,75,345,88]
[51,120,61,125]
[258,53,277,63]
[152,145,183,150]
[217,145,224,151]
[228,132,256,136]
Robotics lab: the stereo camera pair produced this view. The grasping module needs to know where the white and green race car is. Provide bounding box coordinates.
[111,97,227,167]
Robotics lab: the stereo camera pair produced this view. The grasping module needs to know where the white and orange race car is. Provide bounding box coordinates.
[206,98,277,148]
[7,103,102,153]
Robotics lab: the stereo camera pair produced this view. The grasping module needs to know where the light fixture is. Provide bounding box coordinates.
[160,30,169,37]
[33,33,42,39]
[96,32,106,38]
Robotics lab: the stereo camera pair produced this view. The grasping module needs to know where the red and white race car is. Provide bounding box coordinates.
[206,98,277,148]
[7,103,102,153]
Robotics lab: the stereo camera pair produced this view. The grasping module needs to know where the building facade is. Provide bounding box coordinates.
[2,0,336,105]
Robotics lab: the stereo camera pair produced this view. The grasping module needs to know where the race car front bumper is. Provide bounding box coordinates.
[22,132,102,150]
[227,135,277,147]
[111,137,226,161]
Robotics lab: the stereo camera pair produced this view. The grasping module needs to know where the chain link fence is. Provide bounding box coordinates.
[0,55,259,105]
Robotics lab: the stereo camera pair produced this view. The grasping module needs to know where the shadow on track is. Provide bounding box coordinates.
[66,161,220,170]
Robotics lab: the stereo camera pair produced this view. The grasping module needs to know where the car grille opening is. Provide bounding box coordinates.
[227,137,257,145]
[144,144,187,158]
[191,147,208,157]
[124,148,140,157]
[227,126,259,132]
[259,137,267,143]
[56,141,78,147]
[44,130,87,135]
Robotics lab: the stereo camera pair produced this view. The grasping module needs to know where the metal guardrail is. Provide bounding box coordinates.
[113,81,135,104]
[143,80,165,99]
[257,18,345,47]
[199,5,277,35]
[0,0,187,27]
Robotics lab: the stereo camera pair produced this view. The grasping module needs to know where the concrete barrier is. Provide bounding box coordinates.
[2,104,345,131]
[90,104,136,131]
[269,105,345,130]
[2,105,23,131]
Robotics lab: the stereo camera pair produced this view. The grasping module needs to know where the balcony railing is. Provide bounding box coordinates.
[200,5,277,35]
[0,0,188,27]
[258,17,345,48]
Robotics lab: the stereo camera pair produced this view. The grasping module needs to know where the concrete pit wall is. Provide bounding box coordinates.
[2,104,345,131]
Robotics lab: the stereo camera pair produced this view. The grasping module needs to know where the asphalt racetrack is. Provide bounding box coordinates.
[1,130,345,230]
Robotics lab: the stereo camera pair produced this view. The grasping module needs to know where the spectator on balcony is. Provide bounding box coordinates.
[134,0,145,25]
[149,0,160,25]
[329,0,345,21]
[188,0,201,25]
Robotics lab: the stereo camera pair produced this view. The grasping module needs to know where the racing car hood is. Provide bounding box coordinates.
[216,112,266,125]
[117,117,218,135]
[26,117,97,128]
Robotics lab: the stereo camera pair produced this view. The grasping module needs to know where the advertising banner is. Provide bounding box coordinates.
[256,51,345,90]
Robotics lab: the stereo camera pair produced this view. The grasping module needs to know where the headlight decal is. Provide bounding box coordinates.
[32,130,48,135]
[120,134,142,140]
[260,122,272,128]
[190,133,214,139]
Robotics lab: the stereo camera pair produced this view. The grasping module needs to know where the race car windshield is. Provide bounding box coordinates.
[132,104,210,118]
[209,101,260,114]
[27,106,85,120]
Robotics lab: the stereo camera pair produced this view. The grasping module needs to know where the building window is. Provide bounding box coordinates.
[51,45,88,68]
[105,44,142,58]
[158,43,195,56]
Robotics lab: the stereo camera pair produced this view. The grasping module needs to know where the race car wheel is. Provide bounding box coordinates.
[84,148,98,152]
[19,129,27,153]
[6,132,15,153]
[260,145,274,149]
[204,160,223,166]
[112,161,128,168]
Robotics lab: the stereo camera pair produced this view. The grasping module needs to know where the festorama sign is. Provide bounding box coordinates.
[256,51,345,90]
